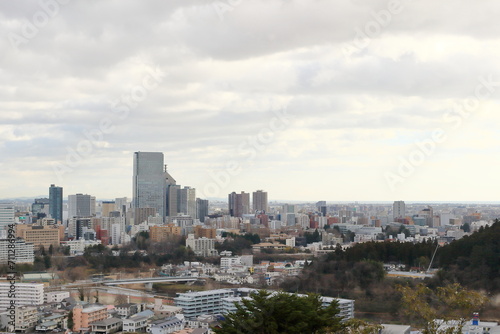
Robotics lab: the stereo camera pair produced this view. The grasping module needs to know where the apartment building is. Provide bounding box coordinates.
[72,304,108,332]
[14,305,38,332]
[185,234,217,257]
[0,239,34,264]
[0,283,44,311]
[150,225,182,242]
[174,289,235,319]
[175,288,355,321]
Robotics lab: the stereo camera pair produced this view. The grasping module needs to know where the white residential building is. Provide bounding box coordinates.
[0,283,44,311]
[185,234,217,257]
[61,239,101,255]
[0,239,34,264]
[175,288,355,322]
[174,289,235,319]
[111,222,123,245]
[393,201,405,220]
[44,291,70,303]
[220,257,242,268]
[286,237,296,247]
[123,310,154,332]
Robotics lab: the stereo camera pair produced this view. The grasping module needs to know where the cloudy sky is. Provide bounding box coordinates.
[1,0,500,202]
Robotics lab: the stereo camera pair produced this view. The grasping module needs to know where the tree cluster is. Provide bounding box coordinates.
[214,290,343,334]
[436,219,500,292]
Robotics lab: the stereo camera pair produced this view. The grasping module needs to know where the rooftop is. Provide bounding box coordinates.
[91,317,122,326]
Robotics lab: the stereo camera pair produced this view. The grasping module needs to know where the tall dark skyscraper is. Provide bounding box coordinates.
[49,184,63,223]
[133,152,166,219]
[196,198,209,222]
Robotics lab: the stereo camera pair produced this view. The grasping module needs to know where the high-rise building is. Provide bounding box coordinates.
[0,203,14,231]
[316,201,327,217]
[31,198,50,218]
[68,194,93,218]
[196,198,209,222]
[49,184,63,223]
[280,204,295,222]
[252,190,268,213]
[115,197,128,216]
[134,207,157,225]
[166,185,178,218]
[393,201,405,221]
[178,187,196,217]
[101,201,115,217]
[164,168,178,218]
[133,152,166,219]
[228,192,250,217]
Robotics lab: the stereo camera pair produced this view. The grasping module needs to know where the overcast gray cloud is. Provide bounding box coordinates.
[1,0,500,201]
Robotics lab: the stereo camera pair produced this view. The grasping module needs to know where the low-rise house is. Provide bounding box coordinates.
[148,315,185,334]
[116,303,143,318]
[90,317,123,334]
[123,309,154,332]
[45,291,71,303]
[36,313,68,332]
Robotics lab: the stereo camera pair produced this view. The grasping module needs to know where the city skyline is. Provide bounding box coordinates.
[2,1,500,201]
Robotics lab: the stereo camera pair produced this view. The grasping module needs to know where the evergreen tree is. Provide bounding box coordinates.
[214,290,342,334]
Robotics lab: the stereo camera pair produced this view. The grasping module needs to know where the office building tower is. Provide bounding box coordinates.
[280,204,295,222]
[228,192,250,218]
[393,201,405,221]
[68,194,93,218]
[196,198,209,222]
[101,201,115,217]
[133,152,166,219]
[178,187,196,217]
[0,203,14,230]
[115,197,128,216]
[134,207,157,225]
[418,206,434,226]
[49,184,63,223]
[316,201,327,217]
[164,168,177,218]
[166,184,180,217]
[32,198,50,218]
[16,224,62,250]
[252,190,268,213]
[90,196,96,216]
